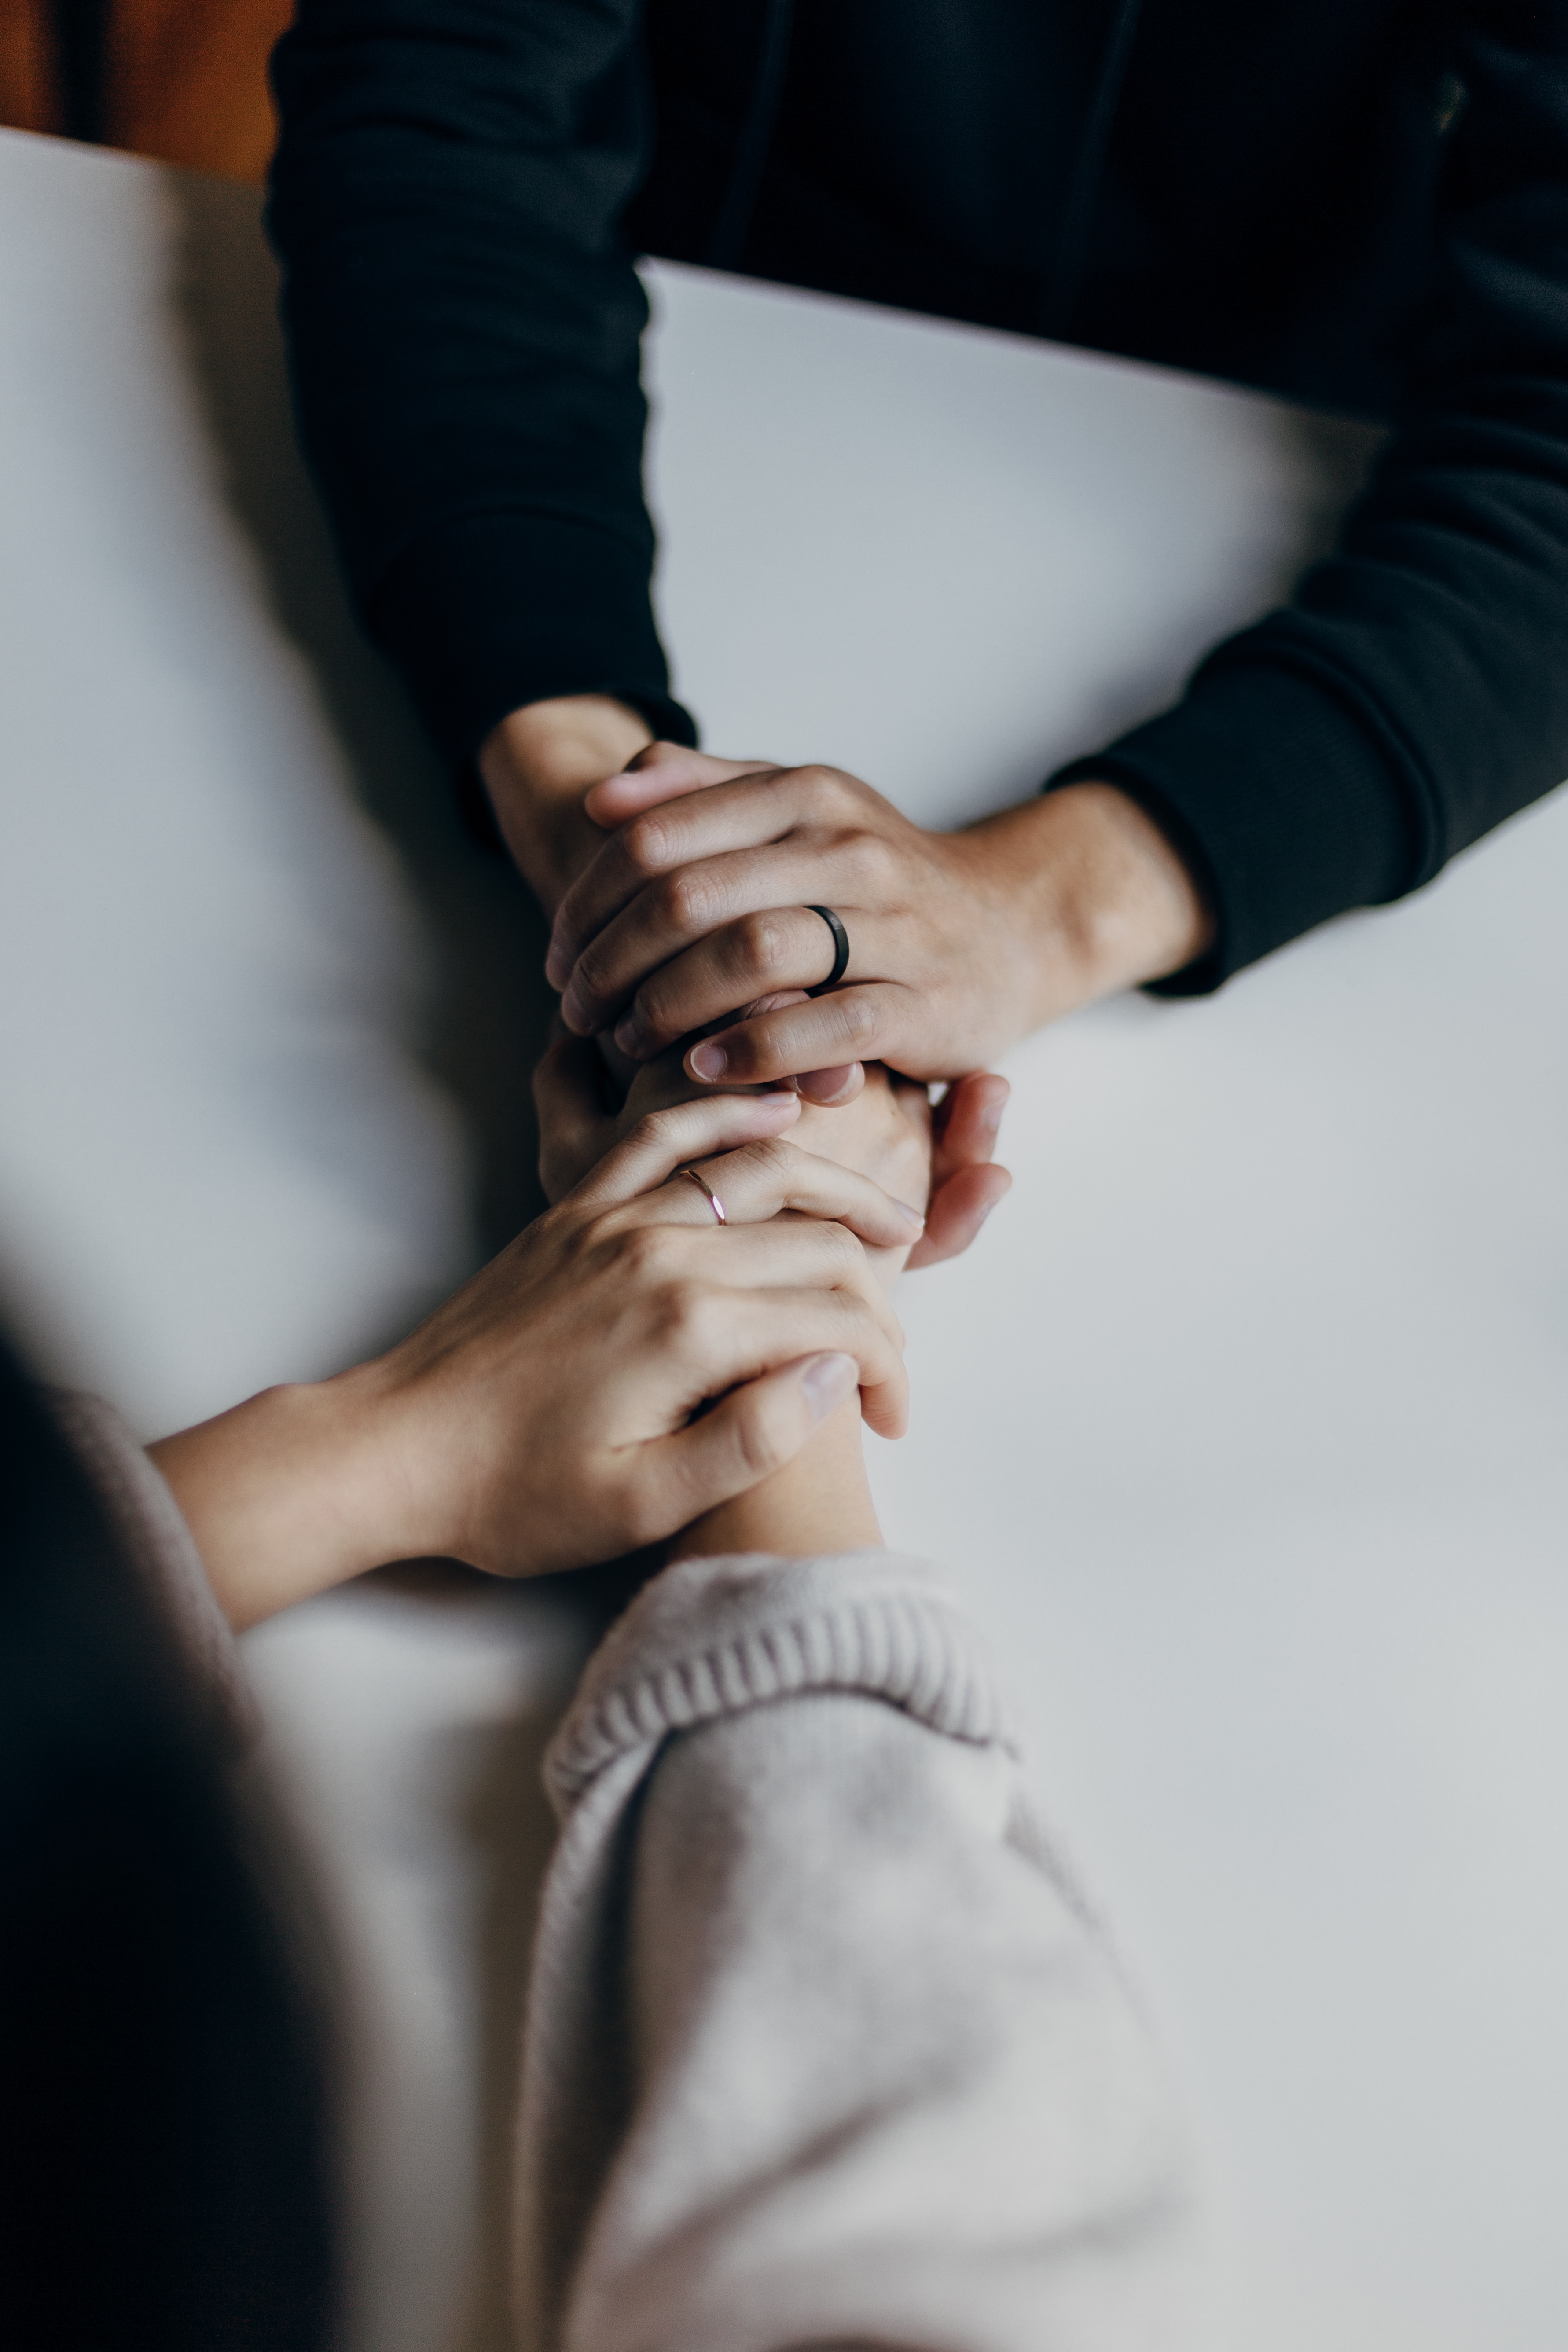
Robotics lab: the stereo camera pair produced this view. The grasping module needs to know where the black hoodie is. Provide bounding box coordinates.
[268,0,1568,989]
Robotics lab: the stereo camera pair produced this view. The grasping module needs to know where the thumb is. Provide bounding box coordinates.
[656,1351,859,1516]
[930,1071,1010,1182]
[905,1160,1011,1270]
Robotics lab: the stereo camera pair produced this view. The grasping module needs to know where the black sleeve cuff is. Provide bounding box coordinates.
[367,508,698,769]
[1046,654,1419,994]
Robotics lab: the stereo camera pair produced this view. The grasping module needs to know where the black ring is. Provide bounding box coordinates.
[804,904,850,996]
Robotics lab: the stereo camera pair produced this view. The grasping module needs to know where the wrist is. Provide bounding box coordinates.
[149,1366,409,1632]
[669,1394,881,1564]
[965,782,1213,1031]
[479,695,654,913]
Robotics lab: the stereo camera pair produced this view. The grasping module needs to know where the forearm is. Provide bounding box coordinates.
[148,1371,400,1633]
[480,695,654,912]
[670,1395,881,1562]
[547,752,1215,1093]
[971,780,1213,1029]
[269,2,683,778]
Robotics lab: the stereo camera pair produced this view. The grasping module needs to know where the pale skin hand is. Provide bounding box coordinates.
[477,698,1189,1233]
[545,744,1213,1101]
[536,1042,956,1559]
[672,1070,933,1563]
[151,1092,920,1631]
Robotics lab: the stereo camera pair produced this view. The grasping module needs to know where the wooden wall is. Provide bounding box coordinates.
[0,0,291,181]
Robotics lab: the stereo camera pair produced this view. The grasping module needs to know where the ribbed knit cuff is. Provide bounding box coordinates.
[1047,654,1419,994]
[45,1390,255,1748]
[368,508,699,770]
[547,1549,1019,1820]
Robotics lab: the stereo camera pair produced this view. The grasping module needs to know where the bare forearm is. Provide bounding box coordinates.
[967,781,1214,1031]
[149,1371,399,1633]
[546,756,1215,1094]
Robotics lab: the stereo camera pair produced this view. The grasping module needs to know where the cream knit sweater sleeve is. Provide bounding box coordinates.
[518,1548,1197,2352]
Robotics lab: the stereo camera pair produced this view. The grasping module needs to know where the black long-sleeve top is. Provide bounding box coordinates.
[268,0,1568,990]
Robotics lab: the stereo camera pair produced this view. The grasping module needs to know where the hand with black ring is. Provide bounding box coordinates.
[152,1090,916,1629]
[544,741,1210,1106]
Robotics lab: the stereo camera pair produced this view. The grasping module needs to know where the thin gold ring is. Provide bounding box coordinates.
[680,1166,727,1225]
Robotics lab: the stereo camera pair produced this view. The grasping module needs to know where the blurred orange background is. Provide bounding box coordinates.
[0,0,289,181]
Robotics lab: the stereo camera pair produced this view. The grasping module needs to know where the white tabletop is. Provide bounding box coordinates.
[3,126,1566,2352]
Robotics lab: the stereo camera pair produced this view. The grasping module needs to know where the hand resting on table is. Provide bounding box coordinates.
[546,741,1209,1104]
[151,1090,914,1629]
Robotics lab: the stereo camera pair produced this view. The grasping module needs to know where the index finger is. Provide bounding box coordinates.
[569,1091,802,1210]
[547,767,804,988]
[583,746,776,828]
[632,1133,926,1249]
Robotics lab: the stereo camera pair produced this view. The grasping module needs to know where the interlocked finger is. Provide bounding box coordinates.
[611,903,877,1060]
[551,767,802,983]
[569,1092,804,1210]
[670,1281,909,1438]
[683,983,907,1090]
[631,1134,923,1249]
[560,836,879,1036]
[620,1218,908,1360]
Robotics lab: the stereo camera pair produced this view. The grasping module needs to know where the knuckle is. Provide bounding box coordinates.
[817,767,867,824]
[737,1132,797,1185]
[623,813,676,876]
[624,1107,683,1159]
[843,1289,900,1358]
[731,908,793,982]
[557,1206,603,1262]
[662,1276,718,1348]
[804,1213,858,1269]
[823,1218,863,1269]
[616,1221,683,1282]
[853,830,900,893]
[822,990,882,1051]
[626,973,677,1043]
[657,866,722,936]
[572,1229,624,1289]
[573,935,617,1005]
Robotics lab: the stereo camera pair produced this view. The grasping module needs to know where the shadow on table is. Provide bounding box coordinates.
[454,1688,569,2352]
[166,167,555,1260]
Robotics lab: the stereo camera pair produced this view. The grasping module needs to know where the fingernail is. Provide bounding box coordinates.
[688,1041,728,1081]
[799,1352,857,1421]
[545,936,571,989]
[613,1016,646,1058]
[895,1199,926,1227]
[561,984,590,1034]
[981,1101,1004,1134]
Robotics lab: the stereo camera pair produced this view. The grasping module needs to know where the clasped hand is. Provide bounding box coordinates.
[547,746,1044,1097]
[154,1088,917,1629]
[543,746,1021,1265]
